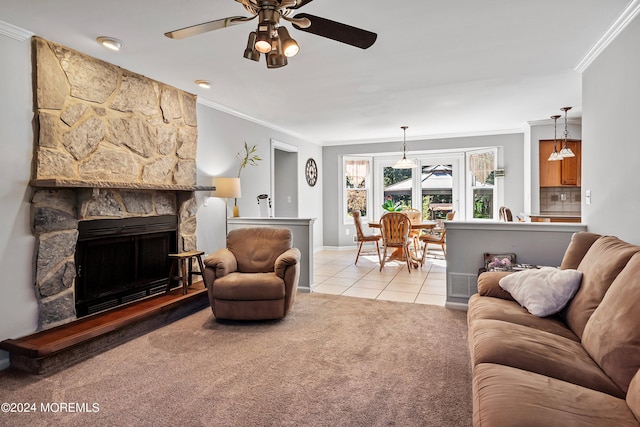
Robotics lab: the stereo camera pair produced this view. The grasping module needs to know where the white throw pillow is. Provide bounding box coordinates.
[498,267,583,317]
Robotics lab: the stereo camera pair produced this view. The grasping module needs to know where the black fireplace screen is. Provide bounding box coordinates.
[75,215,178,316]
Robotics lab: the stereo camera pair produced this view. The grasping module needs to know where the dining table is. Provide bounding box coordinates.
[368,218,438,267]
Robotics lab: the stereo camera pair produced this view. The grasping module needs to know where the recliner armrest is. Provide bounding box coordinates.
[203,248,238,278]
[275,247,301,279]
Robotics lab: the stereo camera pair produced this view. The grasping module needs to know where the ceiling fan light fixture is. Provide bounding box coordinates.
[255,26,272,53]
[277,26,299,57]
[243,31,260,61]
[96,36,122,51]
[266,39,287,68]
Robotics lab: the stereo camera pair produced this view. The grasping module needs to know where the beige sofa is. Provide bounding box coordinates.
[468,231,640,426]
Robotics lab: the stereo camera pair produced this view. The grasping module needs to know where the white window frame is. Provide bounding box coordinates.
[465,148,501,221]
[342,156,373,224]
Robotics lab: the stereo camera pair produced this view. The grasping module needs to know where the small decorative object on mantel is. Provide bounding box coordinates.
[305,158,317,187]
[235,142,262,217]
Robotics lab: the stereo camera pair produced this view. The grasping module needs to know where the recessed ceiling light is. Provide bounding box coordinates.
[195,80,212,89]
[96,36,123,51]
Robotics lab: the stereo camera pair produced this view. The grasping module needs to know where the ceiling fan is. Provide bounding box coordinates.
[164,0,377,69]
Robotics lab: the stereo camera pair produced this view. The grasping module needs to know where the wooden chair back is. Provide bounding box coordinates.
[380,212,411,248]
[352,211,366,240]
[499,207,513,222]
[446,211,456,221]
[402,208,422,224]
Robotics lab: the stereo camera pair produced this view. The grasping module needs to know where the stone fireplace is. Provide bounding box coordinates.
[30,37,209,330]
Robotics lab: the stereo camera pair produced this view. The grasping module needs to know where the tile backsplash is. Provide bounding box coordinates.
[540,187,581,214]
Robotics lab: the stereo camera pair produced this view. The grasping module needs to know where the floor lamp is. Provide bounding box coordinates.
[212,177,241,238]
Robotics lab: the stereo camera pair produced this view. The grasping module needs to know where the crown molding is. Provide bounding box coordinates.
[323,128,525,147]
[575,0,640,73]
[527,118,582,127]
[0,20,33,41]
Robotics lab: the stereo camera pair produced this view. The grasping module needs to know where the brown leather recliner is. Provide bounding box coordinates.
[203,227,300,320]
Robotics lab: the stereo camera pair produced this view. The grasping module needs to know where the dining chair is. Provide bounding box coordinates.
[379,212,412,273]
[499,207,513,222]
[420,226,447,264]
[402,208,422,258]
[352,210,381,265]
[420,211,454,264]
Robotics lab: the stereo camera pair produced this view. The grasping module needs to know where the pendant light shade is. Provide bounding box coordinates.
[392,126,417,169]
[558,106,575,158]
[548,115,562,161]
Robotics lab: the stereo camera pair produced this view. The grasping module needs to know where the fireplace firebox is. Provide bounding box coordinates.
[75,215,178,317]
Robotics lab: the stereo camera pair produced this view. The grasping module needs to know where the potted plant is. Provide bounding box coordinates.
[234,142,261,217]
[382,199,402,212]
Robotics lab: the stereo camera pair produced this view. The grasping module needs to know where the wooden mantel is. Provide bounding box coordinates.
[30,178,215,192]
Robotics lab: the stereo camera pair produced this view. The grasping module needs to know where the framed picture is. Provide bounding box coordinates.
[484,253,517,271]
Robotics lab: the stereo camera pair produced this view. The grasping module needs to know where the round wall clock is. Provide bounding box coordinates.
[305,158,318,187]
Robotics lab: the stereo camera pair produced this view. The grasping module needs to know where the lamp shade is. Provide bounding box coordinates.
[213,177,241,198]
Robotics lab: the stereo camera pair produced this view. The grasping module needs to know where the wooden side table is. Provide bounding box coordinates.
[166,250,205,295]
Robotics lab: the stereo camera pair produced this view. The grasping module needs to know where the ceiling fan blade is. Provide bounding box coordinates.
[164,16,250,40]
[290,0,316,9]
[292,13,377,49]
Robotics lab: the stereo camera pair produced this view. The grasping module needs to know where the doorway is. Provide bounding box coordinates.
[271,139,298,218]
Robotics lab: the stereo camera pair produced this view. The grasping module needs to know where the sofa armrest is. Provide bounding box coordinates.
[275,247,301,279]
[477,271,515,301]
[203,248,238,278]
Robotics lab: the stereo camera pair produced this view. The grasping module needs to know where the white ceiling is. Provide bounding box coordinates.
[0,0,632,145]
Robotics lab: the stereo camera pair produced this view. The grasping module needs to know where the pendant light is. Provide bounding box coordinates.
[547,115,562,161]
[392,126,417,169]
[558,106,575,158]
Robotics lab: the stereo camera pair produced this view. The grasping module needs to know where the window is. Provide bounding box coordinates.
[467,149,497,220]
[344,157,371,222]
[382,165,413,210]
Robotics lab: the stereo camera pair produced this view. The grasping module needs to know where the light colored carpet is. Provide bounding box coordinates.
[0,292,471,426]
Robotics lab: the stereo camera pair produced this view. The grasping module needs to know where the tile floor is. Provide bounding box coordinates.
[312,246,447,306]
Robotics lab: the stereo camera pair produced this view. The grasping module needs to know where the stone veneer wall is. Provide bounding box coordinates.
[30,37,201,330]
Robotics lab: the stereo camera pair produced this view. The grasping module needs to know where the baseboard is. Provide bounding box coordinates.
[445,301,469,311]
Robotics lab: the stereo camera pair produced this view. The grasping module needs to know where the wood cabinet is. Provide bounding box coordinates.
[539,140,581,187]
[530,215,581,223]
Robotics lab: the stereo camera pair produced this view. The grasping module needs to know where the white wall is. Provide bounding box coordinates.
[195,104,323,255]
[582,13,640,244]
[0,34,38,369]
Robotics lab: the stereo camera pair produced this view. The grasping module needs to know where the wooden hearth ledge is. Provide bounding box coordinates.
[0,283,208,375]
[30,178,215,191]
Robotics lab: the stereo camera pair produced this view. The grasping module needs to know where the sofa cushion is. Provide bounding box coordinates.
[565,236,640,339]
[473,363,640,427]
[582,253,640,393]
[560,231,602,270]
[628,369,640,422]
[498,267,582,317]
[211,272,285,300]
[469,318,624,398]
[467,294,579,341]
